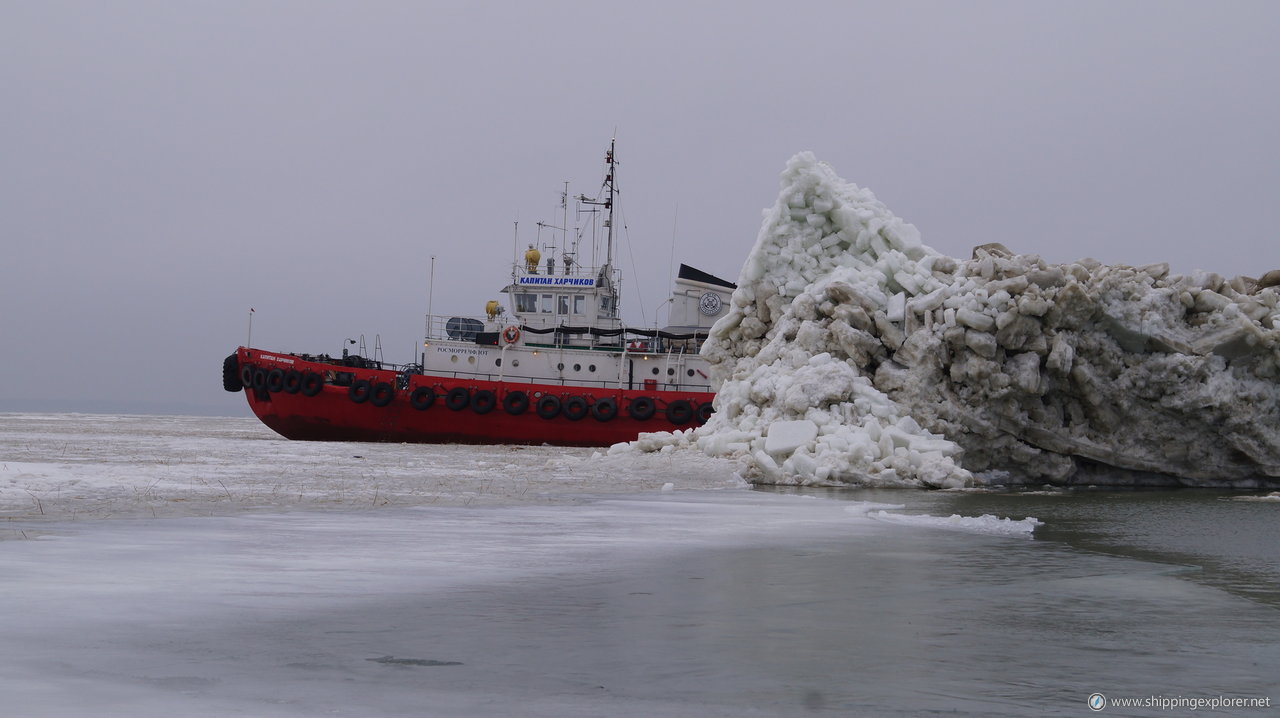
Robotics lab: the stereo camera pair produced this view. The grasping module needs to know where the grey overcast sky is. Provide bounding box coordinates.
[2,0,1277,416]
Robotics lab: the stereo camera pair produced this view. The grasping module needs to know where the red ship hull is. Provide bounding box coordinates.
[231,347,713,446]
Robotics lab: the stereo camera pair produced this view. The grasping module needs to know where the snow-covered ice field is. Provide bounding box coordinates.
[0,413,748,520]
[2,414,1276,716]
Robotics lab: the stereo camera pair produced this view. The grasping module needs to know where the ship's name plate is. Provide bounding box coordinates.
[435,346,491,356]
[517,276,596,287]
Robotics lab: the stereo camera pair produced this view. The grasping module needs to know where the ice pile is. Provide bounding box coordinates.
[624,152,1280,488]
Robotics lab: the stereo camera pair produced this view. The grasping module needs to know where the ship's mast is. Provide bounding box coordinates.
[604,139,616,271]
[579,138,617,283]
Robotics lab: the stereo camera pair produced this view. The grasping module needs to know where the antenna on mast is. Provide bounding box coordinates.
[511,219,519,280]
[561,181,569,271]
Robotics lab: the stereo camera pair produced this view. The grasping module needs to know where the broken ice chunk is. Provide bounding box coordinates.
[764,419,819,456]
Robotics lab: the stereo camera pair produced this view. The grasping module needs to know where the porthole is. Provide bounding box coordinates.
[512,360,520,367]
[495,358,502,367]
[468,356,476,364]
[667,368,675,376]
[588,364,596,372]
[557,363,564,370]
[652,367,660,375]
[687,369,695,377]
[450,355,458,363]
[574,363,581,371]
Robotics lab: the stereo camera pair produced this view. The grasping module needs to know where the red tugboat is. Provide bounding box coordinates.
[222,141,735,446]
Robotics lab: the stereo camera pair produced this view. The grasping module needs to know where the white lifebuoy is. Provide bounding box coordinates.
[502,325,521,344]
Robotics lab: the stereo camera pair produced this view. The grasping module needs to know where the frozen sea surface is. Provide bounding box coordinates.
[1,414,1277,716]
[0,413,747,519]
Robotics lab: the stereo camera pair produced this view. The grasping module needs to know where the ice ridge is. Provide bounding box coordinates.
[621,152,1280,489]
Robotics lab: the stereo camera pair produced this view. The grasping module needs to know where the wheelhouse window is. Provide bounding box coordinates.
[557,295,569,317]
[540,294,553,313]
[573,295,585,315]
[515,293,537,313]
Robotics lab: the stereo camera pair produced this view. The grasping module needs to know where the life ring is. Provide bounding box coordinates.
[282,369,303,394]
[503,390,529,415]
[696,402,714,424]
[535,394,561,419]
[409,386,435,410]
[590,397,618,422]
[627,396,656,421]
[665,399,694,425]
[300,372,324,397]
[445,387,470,411]
[502,325,521,344]
[370,381,395,407]
[471,389,497,414]
[563,396,588,421]
[348,379,372,403]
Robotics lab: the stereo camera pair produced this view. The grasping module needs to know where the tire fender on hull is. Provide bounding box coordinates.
[300,372,324,397]
[445,387,470,411]
[627,396,656,421]
[409,386,436,410]
[266,369,285,393]
[503,390,529,415]
[348,380,372,403]
[665,399,694,426]
[590,397,618,422]
[535,394,561,419]
[222,354,241,392]
[471,389,497,414]
[282,369,303,394]
[563,396,589,421]
[696,402,714,424]
[370,382,395,407]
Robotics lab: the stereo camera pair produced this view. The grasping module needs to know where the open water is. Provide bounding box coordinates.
[0,413,1276,716]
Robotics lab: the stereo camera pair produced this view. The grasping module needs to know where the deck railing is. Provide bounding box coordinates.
[423,313,707,355]
[414,368,712,393]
